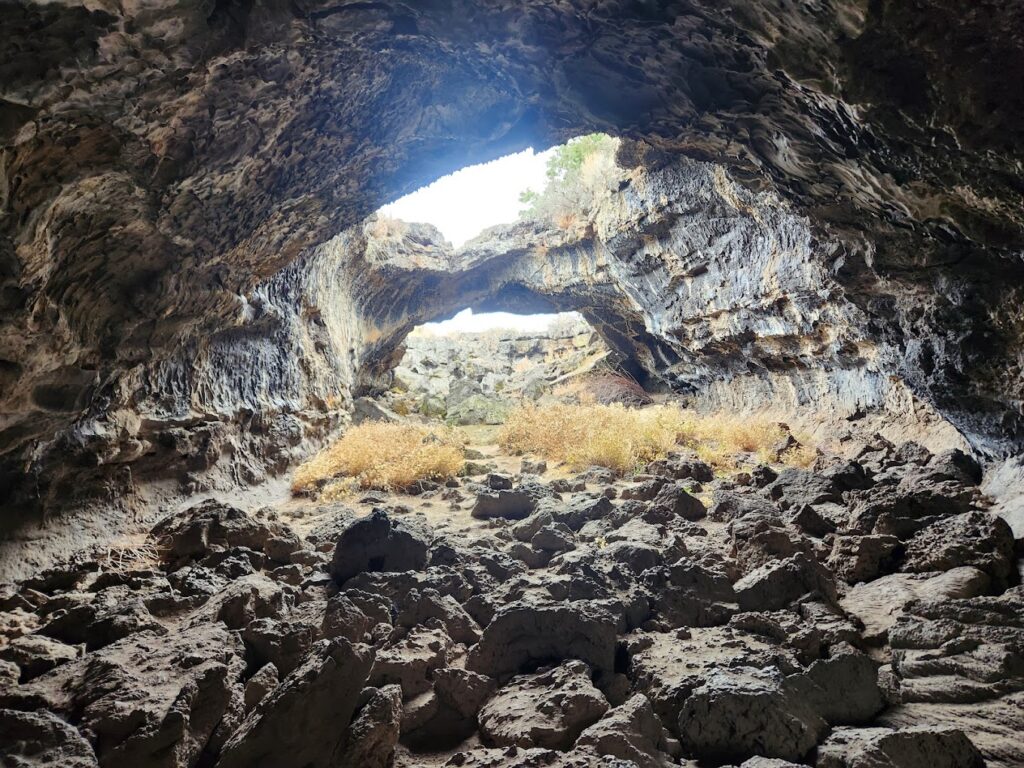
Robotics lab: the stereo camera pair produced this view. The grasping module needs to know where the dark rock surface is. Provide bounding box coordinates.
[2,0,1024,580]
[0,450,1018,766]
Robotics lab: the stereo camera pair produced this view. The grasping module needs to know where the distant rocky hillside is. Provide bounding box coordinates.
[391,316,609,424]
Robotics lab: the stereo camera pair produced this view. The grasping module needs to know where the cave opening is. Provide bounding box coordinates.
[3,5,1024,765]
[389,308,617,426]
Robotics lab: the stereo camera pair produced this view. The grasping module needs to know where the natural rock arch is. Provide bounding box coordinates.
[1,1,1022,543]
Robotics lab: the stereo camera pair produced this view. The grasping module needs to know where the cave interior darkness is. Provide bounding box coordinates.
[1,2,1023,766]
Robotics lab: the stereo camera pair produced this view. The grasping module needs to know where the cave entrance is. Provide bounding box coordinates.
[358,132,659,411]
[377,132,621,246]
[387,308,628,425]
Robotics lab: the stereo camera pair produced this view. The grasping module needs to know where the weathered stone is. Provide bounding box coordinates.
[478,661,608,750]
[0,708,99,768]
[902,512,1015,586]
[3,625,243,768]
[218,639,373,768]
[472,490,537,520]
[0,633,79,682]
[816,726,985,768]
[337,684,403,768]
[827,534,901,584]
[575,694,675,768]
[330,509,429,584]
[467,599,618,680]
[734,553,838,612]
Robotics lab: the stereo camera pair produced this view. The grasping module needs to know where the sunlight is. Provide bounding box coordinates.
[378,147,555,247]
[411,308,578,336]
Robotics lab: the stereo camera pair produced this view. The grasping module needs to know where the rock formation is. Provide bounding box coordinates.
[0,2,1022,764]
[0,0,1022,546]
[1,438,1018,766]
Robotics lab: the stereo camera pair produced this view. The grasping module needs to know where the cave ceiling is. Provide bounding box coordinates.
[1,0,1022,506]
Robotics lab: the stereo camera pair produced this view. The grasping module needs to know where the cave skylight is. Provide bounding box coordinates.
[410,308,584,337]
[378,147,554,247]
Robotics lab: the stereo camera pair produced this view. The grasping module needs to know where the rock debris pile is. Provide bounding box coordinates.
[0,436,1019,767]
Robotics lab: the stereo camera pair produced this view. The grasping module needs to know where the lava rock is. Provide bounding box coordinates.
[650,482,706,521]
[0,708,99,768]
[218,638,373,768]
[677,668,826,762]
[478,661,608,750]
[0,633,79,682]
[734,553,838,612]
[471,489,537,520]
[826,534,901,584]
[467,599,618,681]
[330,509,429,584]
[575,693,675,768]
[816,726,985,768]
[901,512,1015,586]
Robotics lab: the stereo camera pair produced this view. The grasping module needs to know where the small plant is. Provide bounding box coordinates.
[518,134,623,226]
[291,422,465,496]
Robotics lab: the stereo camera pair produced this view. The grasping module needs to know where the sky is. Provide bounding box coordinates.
[378,146,554,248]
[413,308,574,336]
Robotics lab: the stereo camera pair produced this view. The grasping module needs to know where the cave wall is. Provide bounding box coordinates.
[1,0,1022,534]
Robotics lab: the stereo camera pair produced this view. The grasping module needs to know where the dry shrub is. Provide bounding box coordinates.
[498,403,690,474]
[554,372,652,407]
[780,443,818,468]
[499,403,817,474]
[292,422,465,496]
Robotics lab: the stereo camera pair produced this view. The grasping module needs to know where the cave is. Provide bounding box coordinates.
[1,2,1023,767]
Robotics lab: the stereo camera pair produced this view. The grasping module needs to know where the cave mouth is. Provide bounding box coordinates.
[377,146,554,247]
[389,308,618,425]
[375,133,620,246]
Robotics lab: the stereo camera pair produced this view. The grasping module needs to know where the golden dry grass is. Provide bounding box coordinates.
[498,403,814,474]
[292,422,465,496]
[498,403,691,474]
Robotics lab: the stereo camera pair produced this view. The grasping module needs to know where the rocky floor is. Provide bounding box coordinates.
[1,433,1021,767]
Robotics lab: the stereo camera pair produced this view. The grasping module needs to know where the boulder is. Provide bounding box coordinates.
[730,513,816,573]
[336,684,403,768]
[767,469,843,510]
[467,599,618,680]
[678,668,826,762]
[575,694,675,768]
[3,625,243,768]
[816,726,984,768]
[478,661,608,750]
[0,634,79,682]
[151,499,276,564]
[708,490,779,522]
[370,626,452,697]
[0,708,99,768]
[734,553,838,612]
[902,512,1015,586]
[330,509,429,584]
[827,535,901,584]
[644,558,738,628]
[650,483,706,521]
[217,638,373,768]
[840,568,991,643]
[472,489,537,520]
[547,494,614,531]
[532,524,576,553]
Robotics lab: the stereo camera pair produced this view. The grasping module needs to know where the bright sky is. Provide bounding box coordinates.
[379,147,554,247]
[413,308,575,336]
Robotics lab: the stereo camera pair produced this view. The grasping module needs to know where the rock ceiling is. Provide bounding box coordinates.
[1,0,1022,518]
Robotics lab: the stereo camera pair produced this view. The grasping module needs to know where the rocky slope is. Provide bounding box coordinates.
[1,435,1019,767]
[1,0,1022,538]
[392,316,611,424]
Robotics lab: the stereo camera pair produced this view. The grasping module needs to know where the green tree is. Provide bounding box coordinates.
[518,134,621,225]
